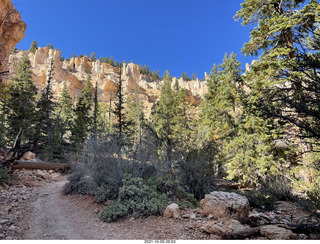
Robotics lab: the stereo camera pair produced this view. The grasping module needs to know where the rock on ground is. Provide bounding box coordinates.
[200,191,249,223]
[164,203,180,219]
[201,219,246,235]
[260,225,296,240]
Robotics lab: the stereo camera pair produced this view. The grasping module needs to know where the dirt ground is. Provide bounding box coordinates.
[1,169,319,240]
[24,179,201,240]
[0,170,207,240]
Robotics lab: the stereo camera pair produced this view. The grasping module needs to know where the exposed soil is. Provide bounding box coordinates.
[0,170,206,240]
[1,168,319,240]
[24,179,201,240]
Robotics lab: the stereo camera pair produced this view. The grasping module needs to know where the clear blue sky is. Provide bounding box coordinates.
[14,0,254,79]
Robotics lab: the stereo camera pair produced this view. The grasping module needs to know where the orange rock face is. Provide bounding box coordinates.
[0,0,26,80]
[9,47,208,116]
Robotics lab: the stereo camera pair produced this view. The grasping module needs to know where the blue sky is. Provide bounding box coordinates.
[14,0,254,79]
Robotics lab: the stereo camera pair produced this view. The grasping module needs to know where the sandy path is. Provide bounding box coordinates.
[23,178,198,240]
[25,180,109,240]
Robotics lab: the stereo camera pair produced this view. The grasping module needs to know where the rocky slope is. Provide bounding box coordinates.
[0,0,26,79]
[9,47,208,115]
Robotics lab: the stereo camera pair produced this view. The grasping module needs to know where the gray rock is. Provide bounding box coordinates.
[164,203,180,219]
[260,225,296,240]
[0,219,8,224]
[190,213,197,219]
[8,225,15,231]
[200,191,249,223]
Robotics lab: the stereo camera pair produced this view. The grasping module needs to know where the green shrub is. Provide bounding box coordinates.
[100,174,169,222]
[64,138,123,199]
[307,179,320,207]
[0,168,10,185]
[178,146,217,200]
[100,201,129,222]
[94,186,110,203]
[244,190,276,209]
[261,175,294,201]
[176,186,199,209]
[100,173,199,222]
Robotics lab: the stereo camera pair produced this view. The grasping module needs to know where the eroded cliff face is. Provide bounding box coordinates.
[0,0,26,79]
[9,47,207,115]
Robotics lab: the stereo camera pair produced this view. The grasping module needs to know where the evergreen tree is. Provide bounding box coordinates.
[151,70,176,169]
[35,58,56,154]
[201,53,241,142]
[6,54,37,146]
[93,81,98,141]
[71,75,93,149]
[235,0,320,183]
[90,52,96,61]
[29,41,38,53]
[113,64,126,143]
[200,53,287,185]
[109,56,114,66]
[57,81,74,142]
[126,89,145,153]
[0,84,9,146]
[46,44,54,49]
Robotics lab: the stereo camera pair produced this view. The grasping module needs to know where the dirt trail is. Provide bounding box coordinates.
[23,179,196,240]
[25,180,110,240]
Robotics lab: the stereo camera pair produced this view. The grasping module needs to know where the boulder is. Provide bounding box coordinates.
[35,169,50,180]
[201,219,246,235]
[224,219,247,233]
[20,151,36,161]
[201,222,225,235]
[260,225,296,240]
[0,0,26,76]
[200,191,249,223]
[163,203,180,219]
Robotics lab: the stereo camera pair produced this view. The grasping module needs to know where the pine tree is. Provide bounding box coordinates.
[6,54,37,146]
[71,75,93,149]
[93,81,98,141]
[0,84,9,146]
[151,70,176,169]
[113,64,125,143]
[90,52,96,61]
[235,0,320,183]
[29,41,38,53]
[200,53,287,185]
[109,56,114,66]
[35,58,56,155]
[126,89,145,149]
[55,81,74,146]
[201,53,241,142]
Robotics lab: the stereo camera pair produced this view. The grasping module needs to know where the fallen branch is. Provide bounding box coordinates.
[12,160,70,170]
[275,223,320,234]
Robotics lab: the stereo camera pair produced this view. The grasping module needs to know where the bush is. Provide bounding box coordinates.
[64,164,98,195]
[100,173,200,222]
[100,174,169,222]
[0,168,10,185]
[64,137,123,199]
[241,174,294,209]
[148,171,199,208]
[100,201,129,222]
[178,147,217,200]
[244,190,277,209]
[307,179,320,208]
[260,174,294,201]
